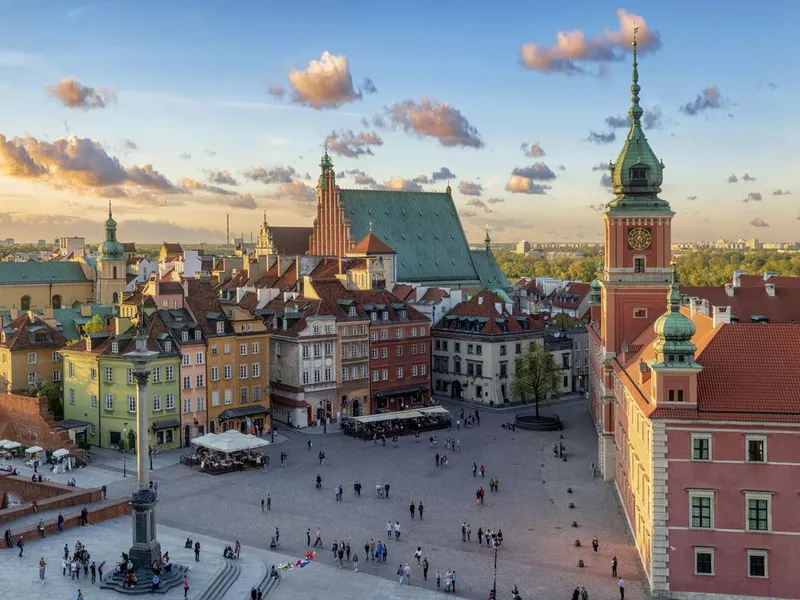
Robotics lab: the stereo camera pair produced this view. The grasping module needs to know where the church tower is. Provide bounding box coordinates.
[96,203,127,305]
[307,145,353,256]
[254,211,276,258]
[600,30,674,356]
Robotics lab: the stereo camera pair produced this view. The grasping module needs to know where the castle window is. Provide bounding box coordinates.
[112,292,119,303]
[629,165,648,184]
[20,295,31,311]
[634,257,646,273]
[113,266,117,279]
[633,308,647,319]
[52,295,62,309]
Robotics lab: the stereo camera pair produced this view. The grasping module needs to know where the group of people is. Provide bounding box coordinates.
[434,452,449,467]
[459,408,481,428]
[223,540,241,559]
[63,540,100,584]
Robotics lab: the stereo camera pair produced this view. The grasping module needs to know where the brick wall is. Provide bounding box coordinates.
[0,473,102,523]
[0,392,83,457]
[2,497,130,545]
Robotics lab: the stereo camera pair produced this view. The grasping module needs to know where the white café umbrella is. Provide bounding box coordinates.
[3,441,22,449]
[24,446,44,454]
[52,448,70,459]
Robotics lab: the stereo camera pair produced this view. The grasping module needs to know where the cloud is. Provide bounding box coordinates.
[325,129,383,158]
[521,142,546,157]
[205,169,238,186]
[557,164,566,171]
[272,180,317,204]
[180,178,253,208]
[122,139,138,152]
[679,85,724,116]
[179,152,191,160]
[772,189,792,196]
[749,216,769,228]
[285,51,363,109]
[381,97,483,148]
[604,104,663,130]
[599,173,612,189]
[520,9,660,76]
[0,134,179,199]
[413,174,429,184]
[766,82,779,91]
[727,174,738,183]
[742,192,763,203]
[431,167,456,182]
[686,195,698,201]
[45,78,117,109]
[362,78,377,94]
[589,203,606,211]
[347,169,378,187]
[204,150,217,157]
[243,165,298,185]
[592,162,610,171]
[587,131,616,144]
[459,181,484,196]
[382,177,423,192]
[458,209,478,219]
[605,114,629,129]
[511,162,557,181]
[487,197,505,204]
[505,175,550,195]
[466,198,493,213]
[267,85,286,99]
[741,173,756,182]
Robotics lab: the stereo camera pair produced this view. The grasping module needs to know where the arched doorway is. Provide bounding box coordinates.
[52,294,62,309]
[184,425,191,447]
[127,430,136,452]
[20,295,31,311]
[112,292,119,303]
[451,380,463,399]
[209,420,216,433]
[351,398,362,417]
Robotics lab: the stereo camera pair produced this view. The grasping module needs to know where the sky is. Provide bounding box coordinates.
[0,0,798,245]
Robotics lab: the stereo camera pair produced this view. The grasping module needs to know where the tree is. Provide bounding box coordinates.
[511,342,560,419]
[83,314,105,334]
[25,379,63,421]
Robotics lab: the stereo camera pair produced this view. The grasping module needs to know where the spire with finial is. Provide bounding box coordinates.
[369,220,373,234]
[484,225,491,252]
[653,261,699,366]
[318,140,334,187]
[629,24,643,125]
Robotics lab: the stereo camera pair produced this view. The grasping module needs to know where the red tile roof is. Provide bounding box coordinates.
[434,290,545,335]
[419,288,449,303]
[0,312,68,350]
[735,274,800,287]
[350,232,396,255]
[393,284,414,302]
[681,285,800,324]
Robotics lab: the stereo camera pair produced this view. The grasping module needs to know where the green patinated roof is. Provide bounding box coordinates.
[470,250,510,290]
[0,262,90,285]
[340,189,482,284]
[653,269,699,366]
[53,304,115,340]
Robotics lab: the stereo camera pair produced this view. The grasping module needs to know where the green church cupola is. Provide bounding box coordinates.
[590,262,603,305]
[606,27,671,214]
[98,201,125,261]
[652,265,698,366]
[318,142,334,188]
[484,226,491,252]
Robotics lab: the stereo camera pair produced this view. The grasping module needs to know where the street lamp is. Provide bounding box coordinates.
[148,445,153,471]
[490,538,499,599]
[122,424,128,478]
[266,385,274,443]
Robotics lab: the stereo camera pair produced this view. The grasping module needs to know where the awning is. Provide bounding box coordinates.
[2,441,21,449]
[25,446,44,454]
[190,430,269,453]
[354,409,424,424]
[55,419,90,430]
[218,404,269,420]
[271,395,307,408]
[152,418,181,431]
[419,406,450,416]
[52,448,70,458]
[373,386,428,398]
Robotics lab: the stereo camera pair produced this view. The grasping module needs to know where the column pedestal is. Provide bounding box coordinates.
[129,489,162,569]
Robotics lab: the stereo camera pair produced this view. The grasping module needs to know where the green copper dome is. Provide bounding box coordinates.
[98,203,124,261]
[653,267,697,364]
[606,33,672,215]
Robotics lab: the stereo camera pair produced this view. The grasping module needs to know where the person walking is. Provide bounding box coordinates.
[414,546,422,566]
[266,494,272,510]
[314,528,322,547]
[472,462,477,477]
[183,575,190,599]
[394,521,401,541]
[98,561,105,582]
[435,453,440,467]
[62,557,68,577]
[466,524,472,542]
[260,498,265,512]
[403,563,411,585]
[363,541,369,561]
[422,557,429,580]
[612,555,618,577]
[275,527,280,546]
[418,501,424,520]
[307,528,311,546]
[382,542,388,563]
[397,564,404,584]
[373,541,379,562]
[619,578,625,600]
[461,522,467,542]
[16,536,23,557]
[450,570,457,592]
[386,521,392,539]
[90,562,96,584]
[77,589,84,600]
[592,536,599,553]
[38,557,46,584]
[480,464,485,478]
[352,553,359,572]
[581,586,589,600]
[369,539,376,560]
[409,502,415,520]
[436,571,441,590]
[572,587,581,600]
[337,546,344,568]
[58,512,64,533]
[194,540,201,562]
[385,482,390,498]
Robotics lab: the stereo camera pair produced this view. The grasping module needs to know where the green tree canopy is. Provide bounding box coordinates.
[83,314,105,334]
[511,342,561,419]
[25,379,63,420]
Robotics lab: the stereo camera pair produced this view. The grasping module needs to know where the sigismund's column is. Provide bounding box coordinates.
[124,332,162,569]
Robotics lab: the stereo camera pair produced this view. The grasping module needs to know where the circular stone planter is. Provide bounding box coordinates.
[514,413,563,431]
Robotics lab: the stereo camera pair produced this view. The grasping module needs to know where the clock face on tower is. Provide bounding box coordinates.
[628,227,652,251]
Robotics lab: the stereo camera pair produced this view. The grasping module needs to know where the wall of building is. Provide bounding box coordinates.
[337,321,370,417]
[0,281,94,311]
[0,393,81,455]
[369,320,430,412]
[206,333,236,431]
[178,341,207,447]
[0,346,63,393]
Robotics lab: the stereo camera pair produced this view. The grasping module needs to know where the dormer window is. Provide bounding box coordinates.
[111,342,119,354]
[216,322,224,334]
[348,306,357,317]
[629,165,648,186]
[382,310,389,321]
[194,330,202,341]
[164,341,172,352]
[181,331,188,342]
[371,312,378,322]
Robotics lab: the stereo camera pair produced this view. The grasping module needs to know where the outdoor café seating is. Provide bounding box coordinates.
[341,406,452,439]
[179,430,270,475]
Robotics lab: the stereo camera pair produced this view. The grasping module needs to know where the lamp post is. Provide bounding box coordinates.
[124,326,161,570]
[149,445,153,471]
[267,385,274,443]
[122,424,128,478]
[491,538,499,599]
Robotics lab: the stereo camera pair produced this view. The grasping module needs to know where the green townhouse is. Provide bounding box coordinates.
[62,312,182,450]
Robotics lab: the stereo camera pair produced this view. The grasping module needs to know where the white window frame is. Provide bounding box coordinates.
[91,394,98,408]
[128,368,135,385]
[372,370,379,382]
[104,393,113,410]
[395,329,403,339]
[381,368,388,381]
[196,374,204,388]
[105,366,113,383]
[302,371,309,385]
[372,349,378,359]
[691,434,712,461]
[745,492,772,532]
[110,342,119,355]
[301,345,309,359]
[224,389,233,405]
[693,547,715,576]
[252,363,260,378]
[240,364,248,379]
[152,366,160,383]
[181,331,189,342]
[68,388,75,405]
[381,347,388,359]
[183,353,191,366]
[164,341,172,352]
[747,549,769,579]
[223,344,231,354]
[688,490,715,529]
[166,393,175,410]
[239,343,247,356]
[216,322,224,334]
[224,365,232,380]
[746,435,767,463]
[396,367,403,379]
[196,352,204,365]
[165,366,174,381]
[183,398,191,413]
[153,394,162,411]
[252,342,260,354]
[211,366,219,381]
[633,308,648,319]
[128,394,136,414]
[380,329,388,340]
[52,351,61,362]
[211,390,220,407]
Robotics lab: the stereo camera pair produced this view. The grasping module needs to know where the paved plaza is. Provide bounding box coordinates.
[2,399,649,599]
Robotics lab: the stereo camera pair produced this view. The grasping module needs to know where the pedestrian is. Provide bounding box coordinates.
[385,482,390,498]
[261,498,265,512]
[77,589,84,600]
[397,564,404,585]
[456,419,460,430]
[337,547,344,568]
[475,409,480,425]
[314,528,322,547]
[619,578,625,600]
[435,453,440,467]
[194,540,201,561]
[363,541,369,560]
[403,563,412,585]
[436,571,441,590]
[572,587,580,600]
[466,524,472,542]
[275,527,280,545]
[63,544,69,560]
[472,462,477,477]
[90,562,96,584]
[494,477,499,492]
[394,521,401,540]
[409,502,415,519]
[592,536,599,553]
[38,557,46,584]
[346,541,352,561]
[581,586,589,600]
[480,464,485,478]
[477,527,483,545]
[58,512,64,533]
[250,587,257,600]
[98,561,105,582]
[101,484,107,500]
[386,521,392,539]
[369,539,376,560]
[422,557,428,580]
[418,501,424,520]
[414,546,422,566]
[16,536,23,557]
[382,542,388,563]
[353,553,359,572]
[183,575,190,599]
[307,528,311,546]
[461,522,467,542]
[62,557,68,577]
[373,541,379,562]
[38,519,45,537]
[612,555,618,577]
[333,540,339,560]
[450,570,457,592]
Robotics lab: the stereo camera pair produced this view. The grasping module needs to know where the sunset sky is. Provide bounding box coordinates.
[0,0,798,244]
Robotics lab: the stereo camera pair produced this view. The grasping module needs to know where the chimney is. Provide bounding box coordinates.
[712,306,731,328]
[765,283,776,297]
[478,296,484,305]
[724,282,734,297]
[338,256,343,275]
[732,271,744,288]
[689,298,699,319]
[80,304,92,317]
[764,270,777,282]
[638,360,651,385]
[183,278,189,298]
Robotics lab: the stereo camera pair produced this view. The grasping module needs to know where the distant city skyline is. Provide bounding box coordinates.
[0,0,798,243]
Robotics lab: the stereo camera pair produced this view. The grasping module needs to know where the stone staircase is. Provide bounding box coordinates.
[244,562,280,599]
[196,558,241,600]
[99,563,189,595]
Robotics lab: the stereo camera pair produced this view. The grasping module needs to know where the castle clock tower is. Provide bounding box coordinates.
[600,31,674,356]
[96,203,127,305]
